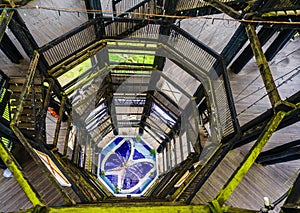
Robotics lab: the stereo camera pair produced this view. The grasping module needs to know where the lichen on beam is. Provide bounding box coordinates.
[214,110,287,206]
[203,0,242,19]
[245,24,281,107]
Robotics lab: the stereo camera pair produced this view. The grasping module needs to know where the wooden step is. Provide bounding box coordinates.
[8,85,43,93]
[9,77,42,84]
[18,122,35,129]
[10,101,43,109]
[10,93,43,99]
[11,108,43,115]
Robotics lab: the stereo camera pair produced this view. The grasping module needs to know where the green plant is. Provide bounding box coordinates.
[150,149,156,156]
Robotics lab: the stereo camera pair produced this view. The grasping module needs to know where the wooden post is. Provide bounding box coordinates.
[53,95,67,148]
[63,110,73,156]
[0,2,15,42]
[245,24,281,107]
[38,79,54,141]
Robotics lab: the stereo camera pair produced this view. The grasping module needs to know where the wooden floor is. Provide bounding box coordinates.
[0,169,32,212]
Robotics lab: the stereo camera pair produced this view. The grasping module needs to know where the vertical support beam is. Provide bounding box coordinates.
[82,134,88,169]
[168,142,173,168]
[71,130,78,164]
[215,111,286,206]
[63,111,73,156]
[53,95,67,148]
[165,142,170,170]
[37,79,54,141]
[0,139,45,206]
[178,134,184,162]
[245,24,281,107]
[0,4,14,41]
[173,138,178,165]
[112,0,117,16]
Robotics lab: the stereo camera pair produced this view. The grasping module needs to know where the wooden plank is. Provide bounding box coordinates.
[8,85,43,93]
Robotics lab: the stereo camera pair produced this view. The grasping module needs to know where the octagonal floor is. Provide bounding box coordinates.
[98,136,158,197]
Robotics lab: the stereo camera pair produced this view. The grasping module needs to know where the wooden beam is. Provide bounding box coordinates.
[37,79,54,141]
[245,24,281,107]
[0,33,24,63]
[63,110,72,156]
[29,203,260,213]
[215,111,286,206]
[281,173,300,213]
[203,0,242,19]
[230,26,277,74]
[0,4,14,42]
[53,95,67,148]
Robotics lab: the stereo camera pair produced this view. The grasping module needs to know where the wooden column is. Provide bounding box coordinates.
[53,95,67,148]
[245,24,281,107]
[63,111,73,156]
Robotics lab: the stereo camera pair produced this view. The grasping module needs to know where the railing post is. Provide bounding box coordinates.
[53,95,67,148]
[37,79,54,141]
[63,110,73,156]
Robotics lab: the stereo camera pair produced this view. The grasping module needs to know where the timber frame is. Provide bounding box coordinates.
[0,0,300,212]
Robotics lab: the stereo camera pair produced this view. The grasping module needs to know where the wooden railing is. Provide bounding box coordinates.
[37,18,239,198]
[38,17,238,143]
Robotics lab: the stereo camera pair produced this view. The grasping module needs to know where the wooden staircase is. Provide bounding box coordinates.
[8,76,44,137]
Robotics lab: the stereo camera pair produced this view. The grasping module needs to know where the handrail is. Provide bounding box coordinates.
[10,52,76,205]
[38,18,236,141]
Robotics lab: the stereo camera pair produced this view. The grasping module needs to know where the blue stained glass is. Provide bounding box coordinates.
[106,175,118,186]
[104,153,122,170]
[115,140,131,161]
[113,137,123,145]
[98,136,158,197]
[133,149,145,160]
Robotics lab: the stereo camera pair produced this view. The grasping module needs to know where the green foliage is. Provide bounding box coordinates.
[150,149,156,156]
[58,59,92,86]
[109,53,154,64]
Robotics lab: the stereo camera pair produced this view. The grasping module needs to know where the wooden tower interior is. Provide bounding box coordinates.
[0,0,299,212]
